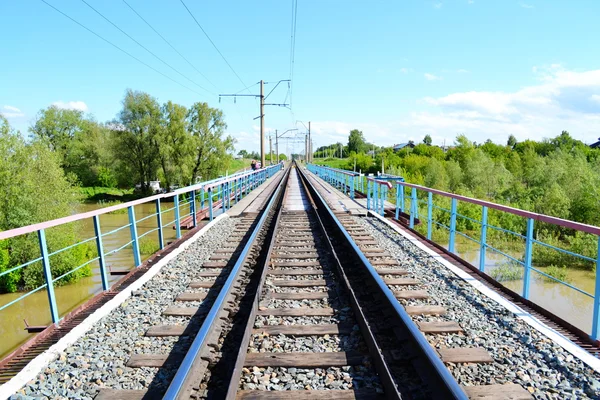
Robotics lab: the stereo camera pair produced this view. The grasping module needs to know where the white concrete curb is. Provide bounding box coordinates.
[367,210,600,373]
[0,214,229,399]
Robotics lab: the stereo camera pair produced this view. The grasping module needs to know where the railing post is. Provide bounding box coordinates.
[374,182,379,213]
[38,229,59,323]
[191,191,197,228]
[400,185,405,213]
[155,199,164,249]
[208,188,213,221]
[200,188,205,212]
[350,175,355,199]
[128,206,141,266]
[93,215,109,291]
[427,192,433,240]
[174,194,181,239]
[449,198,457,253]
[410,188,417,229]
[479,206,488,272]
[592,236,600,340]
[523,218,534,299]
[395,183,401,220]
[367,180,371,210]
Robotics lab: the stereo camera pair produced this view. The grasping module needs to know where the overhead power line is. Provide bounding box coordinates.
[78,0,213,95]
[121,0,219,91]
[178,0,250,94]
[40,0,206,96]
[288,0,298,109]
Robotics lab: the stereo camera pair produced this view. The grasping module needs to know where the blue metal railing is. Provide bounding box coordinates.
[0,163,283,329]
[306,164,600,341]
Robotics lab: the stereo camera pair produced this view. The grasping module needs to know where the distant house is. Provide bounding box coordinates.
[393,143,415,152]
[135,181,162,193]
[590,138,600,149]
[367,150,375,156]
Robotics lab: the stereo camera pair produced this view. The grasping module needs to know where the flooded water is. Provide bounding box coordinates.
[0,202,179,359]
[450,237,596,334]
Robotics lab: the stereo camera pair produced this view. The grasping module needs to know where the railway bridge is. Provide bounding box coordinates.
[1,162,600,399]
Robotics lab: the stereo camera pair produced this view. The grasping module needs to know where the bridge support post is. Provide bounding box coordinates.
[410,188,417,229]
[350,175,355,199]
[522,218,534,299]
[427,192,433,240]
[93,216,109,291]
[128,206,141,267]
[175,194,181,239]
[191,191,197,228]
[449,198,457,253]
[208,188,214,221]
[374,182,379,214]
[38,229,59,323]
[155,199,164,249]
[400,185,405,213]
[395,183,401,220]
[479,206,488,272]
[366,180,371,210]
[592,237,600,340]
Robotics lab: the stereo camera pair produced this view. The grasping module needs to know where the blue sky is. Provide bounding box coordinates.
[2,0,600,155]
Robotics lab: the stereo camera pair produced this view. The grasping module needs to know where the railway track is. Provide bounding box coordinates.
[134,165,465,400]
[82,162,537,400]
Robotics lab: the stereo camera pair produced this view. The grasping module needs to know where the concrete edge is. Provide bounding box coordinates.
[367,210,600,373]
[0,213,229,399]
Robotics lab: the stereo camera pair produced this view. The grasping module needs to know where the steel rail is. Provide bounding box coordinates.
[162,166,290,400]
[297,165,469,399]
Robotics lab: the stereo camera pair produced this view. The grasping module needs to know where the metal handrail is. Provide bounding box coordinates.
[0,163,283,332]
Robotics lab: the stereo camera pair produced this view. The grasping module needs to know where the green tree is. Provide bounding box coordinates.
[348,129,366,154]
[0,116,91,292]
[238,149,249,158]
[507,134,517,148]
[278,153,288,161]
[112,89,161,192]
[186,102,234,183]
[155,101,188,191]
[423,134,432,146]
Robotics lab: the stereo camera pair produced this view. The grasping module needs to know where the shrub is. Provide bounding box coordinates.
[139,238,160,255]
[489,262,523,282]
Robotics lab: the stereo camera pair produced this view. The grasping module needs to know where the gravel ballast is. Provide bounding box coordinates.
[9,217,238,400]
[357,215,600,399]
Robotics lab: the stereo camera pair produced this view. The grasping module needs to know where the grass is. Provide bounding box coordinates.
[489,262,523,282]
[139,238,160,255]
[539,265,570,283]
[79,186,135,202]
[313,157,349,169]
[96,199,128,214]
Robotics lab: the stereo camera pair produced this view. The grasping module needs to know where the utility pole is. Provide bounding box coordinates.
[305,135,308,162]
[308,121,311,162]
[260,80,265,166]
[219,79,289,168]
[275,129,278,163]
[269,134,273,165]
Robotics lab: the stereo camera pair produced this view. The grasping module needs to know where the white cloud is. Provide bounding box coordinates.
[399,68,413,74]
[1,105,25,118]
[519,3,534,8]
[457,69,470,73]
[424,73,442,81]
[52,101,88,112]
[434,2,442,9]
[3,105,21,112]
[308,66,600,147]
[468,0,474,4]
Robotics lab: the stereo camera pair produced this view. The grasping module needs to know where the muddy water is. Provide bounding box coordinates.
[0,202,180,359]
[450,237,596,334]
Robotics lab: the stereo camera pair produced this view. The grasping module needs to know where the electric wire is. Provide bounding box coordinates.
[178,0,250,95]
[40,0,206,97]
[121,0,219,91]
[78,0,213,95]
